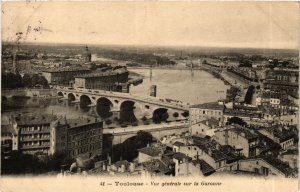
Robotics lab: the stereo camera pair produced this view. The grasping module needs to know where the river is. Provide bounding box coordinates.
[2,69,229,124]
[129,68,229,104]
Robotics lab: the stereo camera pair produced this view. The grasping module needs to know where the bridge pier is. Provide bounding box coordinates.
[73,102,80,110]
[88,105,98,117]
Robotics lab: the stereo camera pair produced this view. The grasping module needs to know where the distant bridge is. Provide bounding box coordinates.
[55,87,190,123]
[104,121,189,145]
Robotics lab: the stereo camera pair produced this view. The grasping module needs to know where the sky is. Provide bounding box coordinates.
[2,1,299,49]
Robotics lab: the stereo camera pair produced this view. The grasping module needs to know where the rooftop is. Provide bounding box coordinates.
[230,127,258,140]
[42,67,90,73]
[141,159,172,174]
[199,118,220,128]
[262,125,295,142]
[173,152,191,161]
[15,114,57,126]
[173,141,185,147]
[114,160,130,168]
[191,159,215,176]
[75,69,128,78]
[261,155,293,176]
[190,102,224,111]
[53,117,102,129]
[138,146,162,157]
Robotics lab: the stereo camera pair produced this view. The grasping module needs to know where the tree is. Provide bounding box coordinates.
[227,117,247,127]
[38,76,49,88]
[244,85,255,104]
[22,73,32,87]
[111,131,153,162]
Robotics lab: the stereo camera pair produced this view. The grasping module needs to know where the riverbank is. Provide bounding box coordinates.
[127,66,203,70]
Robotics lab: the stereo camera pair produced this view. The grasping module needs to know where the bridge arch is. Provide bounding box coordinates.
[80,95,92,112]
[119,100,139,125]
[68,93,76,104]
[57,92,64,97]
[152,108,169,123]
[96,97,113,118]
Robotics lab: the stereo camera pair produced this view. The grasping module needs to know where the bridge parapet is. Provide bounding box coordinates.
[55,87,189,111]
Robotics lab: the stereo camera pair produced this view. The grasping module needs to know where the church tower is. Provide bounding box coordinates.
[83,45,92,63]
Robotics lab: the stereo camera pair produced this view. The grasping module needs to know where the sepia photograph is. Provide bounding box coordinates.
[0,1,299,192]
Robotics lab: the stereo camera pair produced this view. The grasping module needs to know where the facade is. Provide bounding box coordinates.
[257,126,295,151]
[189,102,224,125]
[83,46,92,63]
[263,69,299,96]
[279,149,298,169]
[74,68,129,91]
[236,157,292,177]
[42,67,91,85]
[15,114,56,155]
[189,118,221,136]
[1,124,18,159]
[50,117,103,159]
[214,126,259,158]
[137,146,163,163]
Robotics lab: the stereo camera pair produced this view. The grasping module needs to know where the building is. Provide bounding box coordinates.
[235,156,293,177]
[137,146,163,164]
[189,102,224,125]
[50,117,103,159]
[1,123,18,159]
[263,69,299,96]
[279,149,298,169]
[42,67,91,85]
[83,46,92,63]
[214,126,259,158]
[14,114,56,155]
[189,118,221,136]
[172,137,242,173]
[74,67,129,91]
[257,125,295,151]
[223,108,262,124]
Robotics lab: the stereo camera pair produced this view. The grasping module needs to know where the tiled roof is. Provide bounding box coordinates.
[230,127,258,140]
[75,69,128,78]
[138,146,162,157]
[114,160,130,168]
[53,117,102,129]
[42,67,90,73]
[15,114,57,126]
[161,156,175,166]
[261,155,293,176]
[141,159,171,174]
[199,118,220,128]
[190,102,224,111]
[173,152,190,161]
[173,141,185,147]
[192,159,215,176]
[281,149,298,156]
[263,125,296,142]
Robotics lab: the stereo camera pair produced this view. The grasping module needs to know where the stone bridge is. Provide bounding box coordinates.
[104,122,189,145]
[55,87,189,124]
